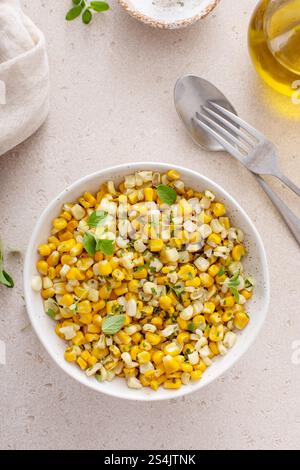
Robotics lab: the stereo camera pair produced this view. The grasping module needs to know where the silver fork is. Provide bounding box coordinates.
[196,102,300,197]
[195,103,300,246]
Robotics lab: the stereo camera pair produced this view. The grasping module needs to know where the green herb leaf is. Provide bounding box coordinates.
[0,270,14,288]
[96,239,114,256]
[157,185,177,205]
[46,308,56,319]
[217,266,225,277]
[73,0,83,4]
[82,8,92,24]
[83,232,96,256]
[87,210,108,227]
[230,287,240,303]
[66,4,83,20]
[187,322,196,333]
[95,373,103,382]
[228,270,240,288]
[90,1,110,12]
[102,314,126,335]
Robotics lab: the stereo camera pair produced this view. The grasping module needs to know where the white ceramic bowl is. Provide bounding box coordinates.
[24,162,269,401]
[118,0,221,29]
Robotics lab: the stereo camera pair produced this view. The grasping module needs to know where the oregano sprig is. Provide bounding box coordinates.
[0,239,14,288]
[66,1,110,25]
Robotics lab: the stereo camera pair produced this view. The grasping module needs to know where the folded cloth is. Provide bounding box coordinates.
[0,0,49,156]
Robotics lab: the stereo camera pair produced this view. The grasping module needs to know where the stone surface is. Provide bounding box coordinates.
[0,0,300,450]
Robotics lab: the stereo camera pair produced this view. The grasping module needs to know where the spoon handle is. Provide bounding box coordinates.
[256,175,300,246]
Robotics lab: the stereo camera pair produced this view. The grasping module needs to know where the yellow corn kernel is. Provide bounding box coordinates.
[203,212,212,224]
[79,313,93,325]
[213,203,226,217]
[208,264,221,277]
[131,332,142,344]
[64,347,77,362]
[178,264,196,280]
[66,220,78,232]
[114,284,128,296]
[156,276,167,285]
[58,239,76,253]
[137,351,151,364]
[151,316,163,328]
[87,356,98,367]
[85,267,93,280]
[77,300,92,315]
[77,357,87,370]
[87,323,101,334]
[234,311,249,330]
[129,345,139,361]
[232,245,246,261]
[74,286,88,299]
[190,370,202,381]
[139,375,151,387]
[167,169,180,181]
[193,315,206,329]
[92,347,109,360]
[181,363,193,373]
[223,295,235,307]
[164,379,182,389]
[48,235,60,247]
[111,268,124,282]
[163,356,180,375]
[97,260,112,276]
[60,294,74,307]
[114,330,131,345]
[185,277,201,288]
[66,267,84,281]
[55,324,64,338]
[70,242,83,257]
[209,324,224,342]
[159,295,172,310]
[164,343,181,356]
[128,280,140,293]
[177,317,188,330]
[123,367,137,377]
[60,210,72,221]
[60,254,74,266]
[53,217,68,231]
[36,260,48,276]
[152,350,164,365]
[150,380,159,391]
[92,301,105,314]
[194,360,207,372]
[209,342,219,356]
[80,350,91,362]
[83,191,96,206]
[199,272,214,288]
[149,239,164,252]
[241,289,252,300]
[92,314,103,327]
[47,267,55,280]
[99,285,111,300]
[139,340,152,351]
[38,244,52,257]
[203,301,216,314]
[85,333,100,342]
[72,331,85,346]
[59,231,73,242]
[145,333,161,346]
[222,309,234,323]
[46,251,60,267]
[177,332,190,345]
[41,288,55,299]
[207,233,222,246]
[144,187,154,202]
[133,268,147,279]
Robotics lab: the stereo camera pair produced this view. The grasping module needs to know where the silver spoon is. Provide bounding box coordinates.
[174,75,300,246]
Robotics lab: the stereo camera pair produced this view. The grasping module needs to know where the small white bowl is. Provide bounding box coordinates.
[118,0,221,29]
[24,162,269,401]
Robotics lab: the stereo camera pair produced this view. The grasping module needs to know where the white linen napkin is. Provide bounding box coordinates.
[0,0,49,156]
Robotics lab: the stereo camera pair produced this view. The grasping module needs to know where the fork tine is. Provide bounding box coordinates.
[202,105,255,147]
[196,111,250,154]
[193,116,243,162]
[208,101,265,141]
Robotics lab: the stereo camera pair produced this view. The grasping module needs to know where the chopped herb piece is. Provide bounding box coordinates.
[87,210,108,227]
[102,314,126,335]
[157,185,177,205]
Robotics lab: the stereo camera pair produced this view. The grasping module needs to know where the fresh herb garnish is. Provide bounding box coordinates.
[46,308,56,319]
[87,210,108,228]
[187,322,196,333]
[83,232,96,256]
[0,240,14,288]
[169,284,184,298]
[157,185,177,206]
[231,287,240,303]
[102,314,126,335]
[151,287,157,296]
[228,270,240,301]
[217,266,225,277]
[66,1,110,25]
[96,239,114,256]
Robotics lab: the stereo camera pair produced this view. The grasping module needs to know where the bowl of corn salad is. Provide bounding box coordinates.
[24,163,269,400]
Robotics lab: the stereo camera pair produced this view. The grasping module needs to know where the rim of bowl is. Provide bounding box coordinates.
[24,162,270,401]
[118,0,221,30]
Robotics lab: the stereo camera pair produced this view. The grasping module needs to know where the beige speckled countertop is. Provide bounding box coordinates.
[0,0,300,450]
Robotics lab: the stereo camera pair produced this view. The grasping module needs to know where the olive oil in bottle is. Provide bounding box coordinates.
[248,0,300,97]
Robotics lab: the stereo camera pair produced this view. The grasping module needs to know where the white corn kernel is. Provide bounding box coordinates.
[188,351,199,365]
[71,204,86,220]
[223,331,237,349]
[31,276,42,292]
[126,298,137,317]
[127,377,142,389]
[180,305,194,321]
